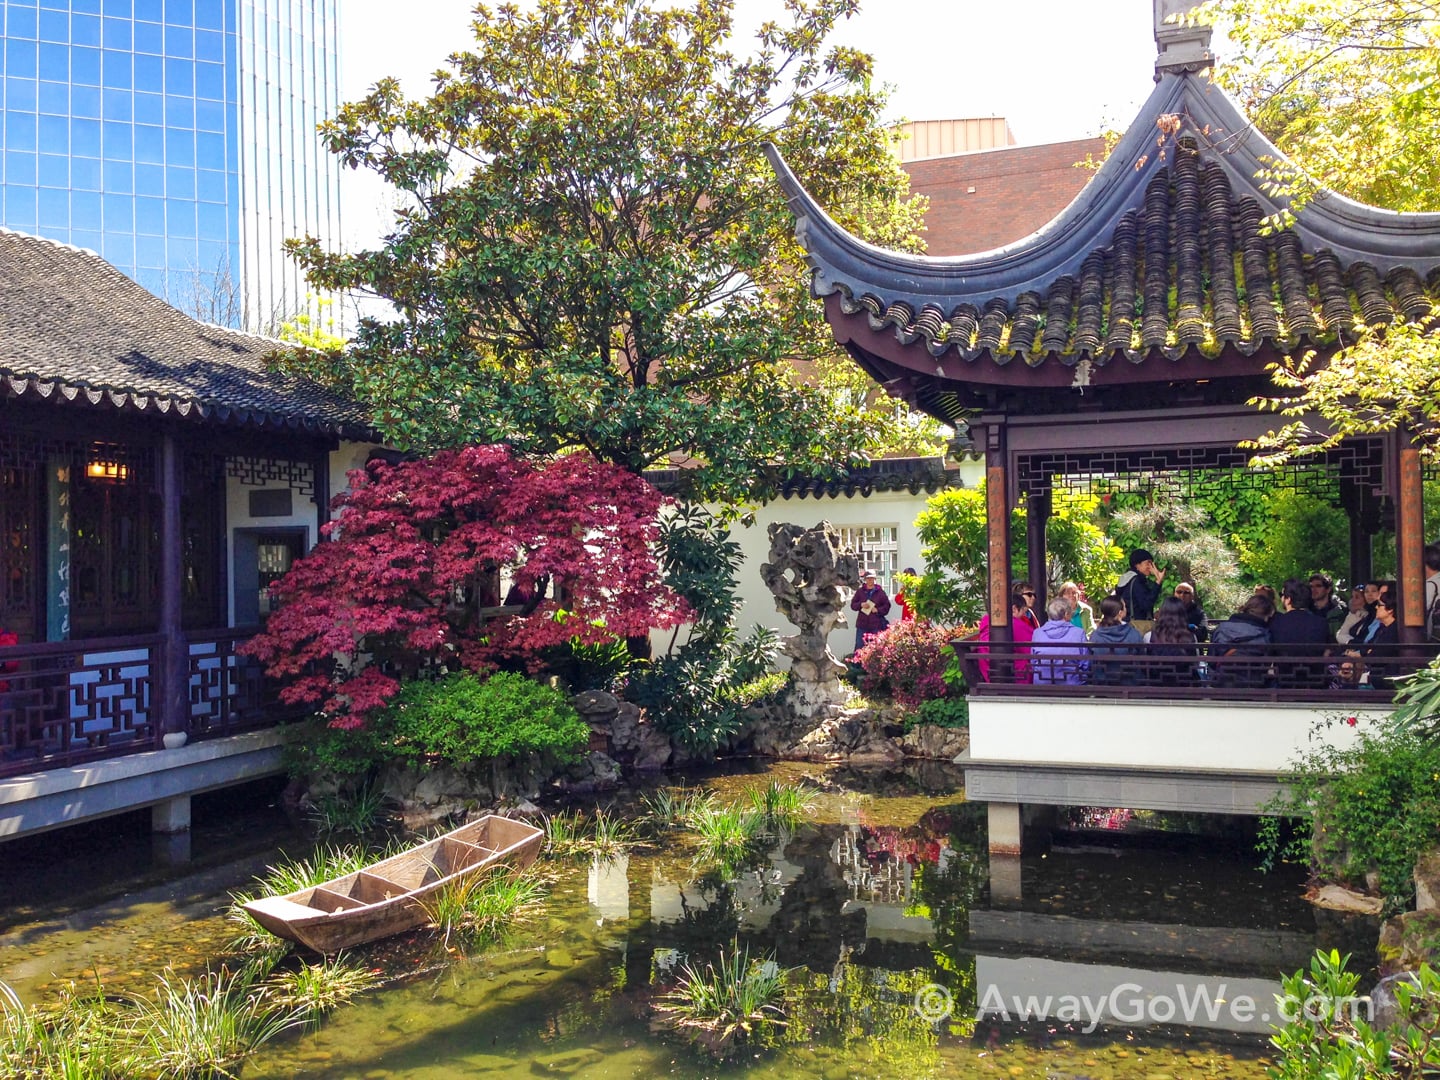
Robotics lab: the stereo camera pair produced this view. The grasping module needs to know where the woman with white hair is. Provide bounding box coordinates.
[1030,596,1089,685]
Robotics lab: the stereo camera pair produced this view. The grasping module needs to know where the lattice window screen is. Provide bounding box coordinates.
[835,525,900,592]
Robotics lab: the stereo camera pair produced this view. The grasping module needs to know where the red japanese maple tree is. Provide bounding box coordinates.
[241,445,685,727]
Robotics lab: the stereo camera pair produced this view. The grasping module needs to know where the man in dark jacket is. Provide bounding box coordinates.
[1306,574,1347,641]
[1271,579,1331,687]
[1114,548,1165,625]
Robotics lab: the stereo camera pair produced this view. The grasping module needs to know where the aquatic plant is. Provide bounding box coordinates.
[305,782,389,837]
[542,808,636,859]
[742,781,816,829]
[542,810,586,857]
[589,808,636,857]
[420,866,548,950]
[1,977,127,1080]
[116,966,312,1079]
[641,786,716,829]
[263,958,379,1023]
[655,945,786,1057]
[686,803,767,867]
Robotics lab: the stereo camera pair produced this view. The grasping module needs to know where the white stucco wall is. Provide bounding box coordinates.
[969,697,1389,773]
[715,461,983,663]
[224,440,382,624]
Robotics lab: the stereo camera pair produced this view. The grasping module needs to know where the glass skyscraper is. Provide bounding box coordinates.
[0,0,339,330]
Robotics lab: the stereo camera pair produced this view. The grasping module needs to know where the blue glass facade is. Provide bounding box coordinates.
[0,0,337,329]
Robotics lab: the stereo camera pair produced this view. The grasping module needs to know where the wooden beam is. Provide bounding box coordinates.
[1398,444,1424,640]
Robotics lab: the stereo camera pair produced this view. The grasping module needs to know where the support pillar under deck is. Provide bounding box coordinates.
[151,795,191,834]
[987,801,1021,856]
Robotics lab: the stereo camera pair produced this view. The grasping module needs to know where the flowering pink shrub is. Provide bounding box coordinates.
[851,619,966,707]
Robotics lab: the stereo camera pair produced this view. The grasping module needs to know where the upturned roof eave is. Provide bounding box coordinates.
[766,72,1440,316]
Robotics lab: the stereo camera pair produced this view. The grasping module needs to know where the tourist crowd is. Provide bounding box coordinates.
[968,545,1440,691]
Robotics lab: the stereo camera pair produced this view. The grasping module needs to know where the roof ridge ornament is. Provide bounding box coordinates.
[1154,0,1213,79]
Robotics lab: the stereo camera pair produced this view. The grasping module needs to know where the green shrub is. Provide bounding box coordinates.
[290,673,589,782]
[382,672,587,763]
[629,626,779,754]
[542,634,634,693]
[1258,722,1440,905]
[907,697,969,732]
[1269,951,1440,1078]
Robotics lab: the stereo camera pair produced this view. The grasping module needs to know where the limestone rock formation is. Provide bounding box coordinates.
[760,521,860,720]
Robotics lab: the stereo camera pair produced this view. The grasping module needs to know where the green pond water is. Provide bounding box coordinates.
[0,761,1375,1079]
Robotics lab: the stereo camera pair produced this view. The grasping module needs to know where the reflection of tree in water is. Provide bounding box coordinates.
[633,803,990,1055]
[782,959,942,1075]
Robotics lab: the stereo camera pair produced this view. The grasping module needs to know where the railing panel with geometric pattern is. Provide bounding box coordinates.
[0,631,302,777]
[185,629,304,741]
[951,639,1436,703]
[0,634,162,776]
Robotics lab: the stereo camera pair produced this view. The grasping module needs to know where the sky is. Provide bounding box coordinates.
[333,0,1161,249]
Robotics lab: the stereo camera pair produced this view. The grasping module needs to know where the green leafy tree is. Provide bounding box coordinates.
[904,483,1120,624]
[1107,484,1249,616]
[1200,0,1440,218]
[287,0,928,502]
[1195,1,1440,464]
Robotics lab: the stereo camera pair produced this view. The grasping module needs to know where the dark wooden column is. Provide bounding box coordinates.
[1026,486,1051,615]
[313,450,331,541]
[981,415,1013,657]
[1395,440,1425,643]
[159,432,187,736]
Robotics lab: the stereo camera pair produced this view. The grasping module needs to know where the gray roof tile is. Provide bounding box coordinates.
[0,229,373,437]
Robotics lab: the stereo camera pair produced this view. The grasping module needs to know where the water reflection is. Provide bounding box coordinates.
[0,765,1326,1078]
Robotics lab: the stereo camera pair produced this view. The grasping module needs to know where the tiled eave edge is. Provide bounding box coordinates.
[2,372,378,442]
[825,293,1301,391]
[765,71,1440,315]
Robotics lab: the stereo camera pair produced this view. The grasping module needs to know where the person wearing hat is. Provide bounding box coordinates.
[850,569,892,654]
[1114,548,1165,632]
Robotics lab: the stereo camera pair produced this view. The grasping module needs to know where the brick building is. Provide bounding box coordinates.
[897,120,1105,257]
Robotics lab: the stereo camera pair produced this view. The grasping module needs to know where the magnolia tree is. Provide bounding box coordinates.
[241,446,685,728]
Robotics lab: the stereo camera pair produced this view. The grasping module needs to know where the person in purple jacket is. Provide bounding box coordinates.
[850,570,892,654]
[1030,596,1089,685]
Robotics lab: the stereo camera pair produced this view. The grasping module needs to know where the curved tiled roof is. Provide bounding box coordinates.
[768,72,1440,371]
[0,229,374,437]
[646,456,963,500]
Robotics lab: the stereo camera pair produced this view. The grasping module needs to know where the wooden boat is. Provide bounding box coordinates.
[241,815,544,953]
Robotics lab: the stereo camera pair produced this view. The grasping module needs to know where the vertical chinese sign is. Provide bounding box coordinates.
[46,458,70,641]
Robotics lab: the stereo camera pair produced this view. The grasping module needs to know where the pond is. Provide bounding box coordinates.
[0,763,1362,1078]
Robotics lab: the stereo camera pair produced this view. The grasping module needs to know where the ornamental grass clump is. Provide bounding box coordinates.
[420,867,548,950]
[263,958,379,1023]
[685,803,767,868]
[1,977,122,1080]
[742,781,816,830]
[655,945,787,1058]
[640,785,717,829]
[116,966,313,1079]
[542,808,636,859]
